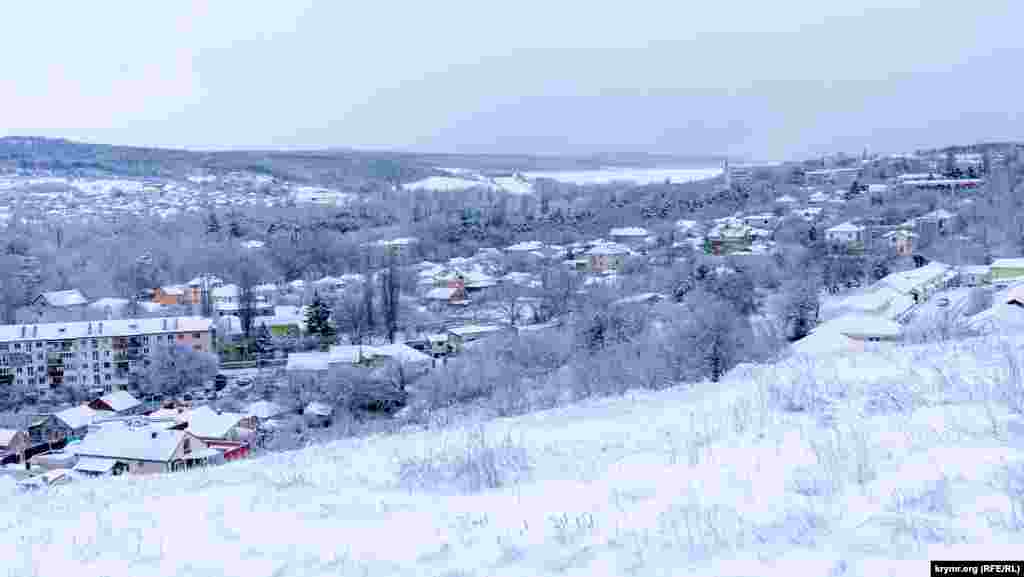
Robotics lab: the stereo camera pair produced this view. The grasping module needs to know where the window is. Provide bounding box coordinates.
[177,334,184,340]
[0,344,7,351]
[16,367,22,374]
[193,332,201,338]
[37,377,45,385]
[92,352,98,360]
[94,375,100,385]
[14,343,20,350]
[27,367,33,375]
[104,350,110,357]
[35,342,42,349]
[104,374,111,381]
[103,362,110,369]
[143,348,149,354]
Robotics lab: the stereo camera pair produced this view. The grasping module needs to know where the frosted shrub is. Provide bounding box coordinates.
[890,475,954,516]
[398,427,531,494]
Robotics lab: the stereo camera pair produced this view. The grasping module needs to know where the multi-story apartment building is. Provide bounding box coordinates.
[0,317,214,393]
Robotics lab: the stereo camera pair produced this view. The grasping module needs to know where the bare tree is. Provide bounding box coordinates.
[380,255,401,343]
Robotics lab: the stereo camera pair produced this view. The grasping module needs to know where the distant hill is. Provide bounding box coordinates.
[0,137,724,186]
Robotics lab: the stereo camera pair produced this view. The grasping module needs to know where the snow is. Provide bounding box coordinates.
[95,391,141,413]
[55,405,99,430]
[0,429,22,447]
[39,289,88,307]
[8,330,1024,575]
[992,258,1024,270]
[524,166,722,185]
[73,424,191,463]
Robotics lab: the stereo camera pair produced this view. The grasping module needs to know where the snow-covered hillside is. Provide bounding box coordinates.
[4,333,1024,576]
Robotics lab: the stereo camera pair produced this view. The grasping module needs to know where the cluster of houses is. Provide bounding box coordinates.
[0,390,306,487]
[792,258,1024,355]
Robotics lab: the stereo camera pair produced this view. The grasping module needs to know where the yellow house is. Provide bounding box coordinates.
[991,258,1024,283]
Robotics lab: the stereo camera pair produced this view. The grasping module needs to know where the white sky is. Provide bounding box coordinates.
[1,1,1021,160]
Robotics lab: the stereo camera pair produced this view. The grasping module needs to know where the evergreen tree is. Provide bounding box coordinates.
[305,292,332,337]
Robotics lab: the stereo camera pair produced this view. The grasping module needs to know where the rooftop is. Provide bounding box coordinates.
[0,317,213,343]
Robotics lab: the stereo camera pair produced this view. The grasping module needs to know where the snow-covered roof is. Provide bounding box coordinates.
[74,425,194,463]
[0,429,24,447]
[160,285,185,296]
[609,227,649,237]
[824,314,903,339]
[88,297,129,310]
[425,287,460,301]
[54,405,98,430]
[38,289,88,307]
[95,391,141,413]
[0,316,215,344]
[286,352,332,372]
[328,345,385,364]
[585,242,632,256]
[826,221,864,233]
[73,457,118,473]
[879,262,952,295]
[183,406,248,440]
[449,325,505,338]
[505,240,545,252]
[245,401,287,420]
[373,343,432,365]
[304,402,333,417]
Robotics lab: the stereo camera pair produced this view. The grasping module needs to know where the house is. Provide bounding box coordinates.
[153,285,188,306]
[29,405,98,443]
[253,305,308,337]
[742,214,779,230]
[958,265,991,287]
[882,229,917,257]
[87,390,142,416]
[825,222,867,251]
[0,429,30,461]
[791,314,903,356]
[991,259,1024,284]
[424,285,468,307]
[245,400,287,421]
[447,325,509,352]
[585,242,632,273]
[304,402,334,428]
[88,297,130,320]
[182,405,256,444]
[705,220,753,255]
[877,262,955,304]
[72,423,214,474]
[917,209,958,237]
[72,457,123,478]
[609,227,651,250]
[371,343,433,376]
[31,289,89,321]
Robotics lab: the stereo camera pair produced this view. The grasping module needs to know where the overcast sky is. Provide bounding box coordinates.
[1,1,1021,161]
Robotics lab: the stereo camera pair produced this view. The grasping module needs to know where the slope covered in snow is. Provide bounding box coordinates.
[4,333,1024,576]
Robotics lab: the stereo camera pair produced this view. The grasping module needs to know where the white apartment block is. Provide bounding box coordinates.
[0,317,214,393]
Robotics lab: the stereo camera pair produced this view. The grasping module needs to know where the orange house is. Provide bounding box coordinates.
[153,285,202,306]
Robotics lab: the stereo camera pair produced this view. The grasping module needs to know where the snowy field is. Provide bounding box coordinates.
[3,332,1024,575]
[523,166,722,186]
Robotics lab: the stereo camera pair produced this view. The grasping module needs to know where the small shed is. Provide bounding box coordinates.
[303,402,334,428]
